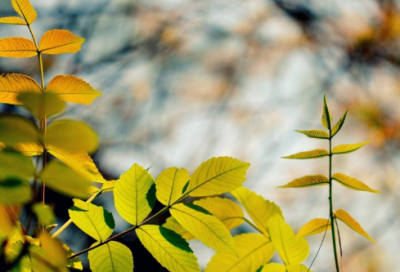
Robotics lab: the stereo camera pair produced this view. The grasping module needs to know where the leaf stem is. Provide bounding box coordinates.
[334,217,345,272]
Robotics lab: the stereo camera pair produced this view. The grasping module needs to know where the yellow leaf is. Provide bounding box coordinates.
[295,130,329,139]
[0,151,35,180]
[162,216,195,240]
[0,37,37,58]
[205,233,274,272]
[88,241,133,272]
[170,203,237,255]
[38,232,67,268]
[287,264,315,272]
[335,209,375,242]
[0,205,16,236]
[0,74,41,104]
[11,0,37,24]
[268,215,309,265]
[193,197,245,230]
[231,187,282,236]
[279,175,329,188]
[39,30,85,55]
[46,75,101,104]
[259,263,286,272]
[188,156,250,197]
[0,115,39,145]
[297,218,330,237]
[332,173,379,193]
[47,120,99,154]
[17,92,65,118]
[331,110,348,137]
[282,149,329,159]
[332,141,369,155]
[155,167,190,206]
[0,17,26,25]
[13,142,43,156]
[321,94,332,129]
[100,179,117,192]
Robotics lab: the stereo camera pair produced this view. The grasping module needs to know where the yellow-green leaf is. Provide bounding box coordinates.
[296,130,329,139]
[332,173,379,193]
[331,110,348,137]
[155,167,190,206]
[259,263,286,272]
[0,205,16,236]
[11,0,37,24]
[64,244,83,270]
[46,75,102,104]
[321,94,332,129]
[332,141,369,155]
[194,197,245,230]
[231,187,282,236]
[47,119,99,154]
[38,232,67,270]
[114,164,155,225]
[0,37,37,58]
[69,199,115,242]
[13,142,43,156]
[162,216,195,240]
[205,233,274,272]
[278,175,329,188]
[136,225,200,272]
[0,151,35,180]
[268,215,309,265]
[0,74,41,104]
[88,241,133,272]
[335,209,375,242]
[287,264,314,272]
[39,160,97,199]
[100,180,117,193]
[39,30,85,55]
[0,178,31,204]
[282,149,329,159]
[0,17,26,25]
[17,92,65,118]
[297,218,330,237]
[0,115,38,145]
[188,156,250,197]
[32,204,55,227]
[170,203,237,255]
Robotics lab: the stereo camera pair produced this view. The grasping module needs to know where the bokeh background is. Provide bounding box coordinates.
[1,0,400,271]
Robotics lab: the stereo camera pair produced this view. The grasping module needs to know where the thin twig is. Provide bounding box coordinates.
[308,218,330,272]
[334,218,345,272]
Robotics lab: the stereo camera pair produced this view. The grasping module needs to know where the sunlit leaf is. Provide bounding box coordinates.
[136,225,200,272]
[0,151,35,179]
[13,142,43,156]
[11,0,37,24]
[32,204,55,227]
[282,149,329,159]
[332,141,369,155]
[0,178,31,204]
[0,74,41,104]
[39,30,85,55]
[88,241,133,272]
[100,180,117,192]
[332,173,379,193]
[0,17,26,25]
[38,232,68,270]
[331,110,348,137]
[0,115,39,145]
[46,75,101,104]
[259,263,286,272]
[335,209,375,242]
[278,175,329,188]
[0,37,37,58]
[188,156,250,197]
[295,130,329,139]
[64,244,83,270]
[162,216,195,240]
[17,92,65,118]
[171,203,237,255]
[114,164,155,225]
[297,218,330,237]
[321,94,332,129]
[205,233,274,272]
[287,264,314,272]
[156,167,189,206]
[0,205,15,236]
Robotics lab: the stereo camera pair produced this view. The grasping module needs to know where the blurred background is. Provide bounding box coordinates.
[1,0,399,271]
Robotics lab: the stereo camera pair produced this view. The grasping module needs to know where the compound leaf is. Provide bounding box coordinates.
[332,141,369,155]
[88,241,133,272]
[335,209,375,242]
[331,110,348,137]
[282,149,329,159]
[0,17,26,25]
[0,73,41,104]
[279,175,329,188]
[0,178,31,205]
[0,115,38,145]
[295,130,329,139]
[332,173,379,193]
[0,37,37,58]
[11,0,37,24]
[162,216,195,240]
[39,30,85,55]
[155,167,190,206]
[297,218,330,237]
[321,94,332,129]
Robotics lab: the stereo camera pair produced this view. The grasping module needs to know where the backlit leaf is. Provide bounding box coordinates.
[287,264,314,272]
[297,218,330,237]
[279,175,329,188]
[0,115,38,145]
[38,232,67,270]
[0,205,16,236]
[332,141,369,155]
[295,130,329,139]
[0,17,26,25]
[282,149,329,159]
[0,74,41,104]
[321,94,332,129]
[0,151,35,179]
[114,164,155,225]
[259,263,286,272]
[162,216,195,240]
[205,233,274,272]
[136,225,200,272]
[46,75,101,104]
[13,142,43,156]
[188,156,250,197]
[332,173,379,193]
[170,203,237,255]
[69,199,115,242]
[268,215,309,265]
[11,0,37,24]
[88,241,133,272]
[39,30,85,55]
[331,110,348,137]
[0,37,37,58]
[100,180,117,192]
[17,92,65,118]
[0,178,31,204]
[335,209,375,242]
[64,244,83,270]
[32,204,55,226]
[155,167,190,206]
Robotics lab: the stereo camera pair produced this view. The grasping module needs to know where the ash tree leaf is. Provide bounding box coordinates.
[11,0,37,25]
[259,263,286,272]
[13,143,43,156]
[332,141,369,155]
[335,209,375,242]
[282,149,329,159]
[331,109,348,137]
[0,37,37,58]
[332,173,380,193]
[0,151,35,180]
[0,178,31,205]
[0,17,26,25]
[279,175,329,188]
[0,115,39,145]
[205,233,274,272]
[114,164,156,225]
[17,92,65,118]
[69,199,115,242]
[155,167,190,206]
[88,241,133,272]
[321,94,332,129]
[136,225,200,272]
[32,204,55,227]
[268,215,309,265]
[295,130,329,139]
[188,156,250,197]
[39,30,85,55]
[297,218,330,237]
[170,203,237,256]
[163,216,195,240]
[0,74,41,104]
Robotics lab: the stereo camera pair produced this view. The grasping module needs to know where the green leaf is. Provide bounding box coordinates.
[297,218,330,237]
[88,241,133,272]
[155,167,190,206]
[69,199,115,242]
[188,156,250,197]
[335,209,375,242]
[0,115,38,145]
[32,204,55,227]
[205,233,274,272]
[0,151,35,180]
[332,173,379,193]
[170,203,237,255]
[278,175,329,188]
[162,216,195,241]
[0,178,31,204]
[331,110,348,137]
[287,264,314,272]
[332,141,369,155]
[259,263,286,272]
[321,94,332,129]
[136,225,200,272]
[282,149,329,159]
[295,130,329,139]
[17,92,66,118]
[268,215,309,265]
[231,187,282,236]
[114,164,155,225]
